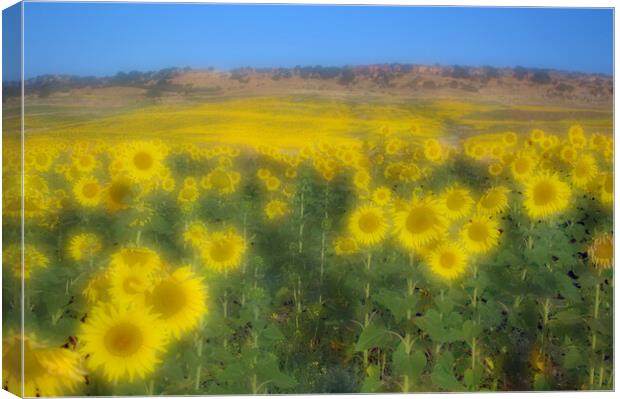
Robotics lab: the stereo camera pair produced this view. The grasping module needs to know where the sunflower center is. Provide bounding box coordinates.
[406,208,433,234]
[82,183,100,198]
[446,193,464,211]
[150,280,187,318]
[594,240,613,261]
[358,212,381,233]
[440,252,457,269]
[468,222,488,242]
[122,275,144,295]
[575,163,589,178]
[133,151,153,171]
[533,181,557,205]
[121,249,153,268]
[210,240,235,262]
[104,322,143,357]
[515,159,529,174]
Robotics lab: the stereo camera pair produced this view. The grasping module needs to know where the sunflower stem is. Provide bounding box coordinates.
[136,229,142,246]
[590,273,601,389]
[298,190,305,253]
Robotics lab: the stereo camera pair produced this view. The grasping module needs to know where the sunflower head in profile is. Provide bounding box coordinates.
[82,270,110,304]
[265,199,289,220]
[68,232,102,262]
[105,176,135,212]
[334,236,359,256]
[183,221,208,248]
[78,304,167,383]
[110,247,162,272]
[460,215,500,254]
[477,186,510,216]
[426,242,469,281]
[348,205,388,247]
[588,234,613,270]
[200,229,246,272]
[439,185,474,221]
[73,176,103,208]
[120,141,168,183]
[394,196,447,251]
[2,334,85,397]
[523,173,571,219]
[145,266,208,340]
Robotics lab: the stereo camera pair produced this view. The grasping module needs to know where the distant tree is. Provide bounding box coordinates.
[451,65,471,79]
[531,70,552,84]
[338,69,355,86]
[513,66,528,81]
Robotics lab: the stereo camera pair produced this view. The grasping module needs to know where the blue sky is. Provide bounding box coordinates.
[7,3,616,80]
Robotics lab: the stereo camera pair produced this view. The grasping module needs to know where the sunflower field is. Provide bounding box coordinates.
[1,123,614,395]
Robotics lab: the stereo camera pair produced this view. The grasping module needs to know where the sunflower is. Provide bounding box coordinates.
[488,163,503,177]
[372,186,392,206]
[200,229,246,272]
[511,154,536,181]
[3,334,84,397]
[177,185,199,205]
[530,129,545,143]
[203,168,240,194]
[79,303,167,382]
[477,186,510,215]
[523,173,571,219]
[334,236,359,255]
[571,154,598,188]
[426,242,469,281]
[560,146,578,163]
[3,244,49,279]
[72,151,97,173]
[348,205,388,246]
[588,235,613,269]
[394,196,447,250]
[121,141,167,182]
[68,233,102,261]
[73,176,102,207]
[353,169,370,190]
[439,185,474,221]
[145,266,207,339]
[460,215,500,254]
[183,221,208,248]
[257,168,271,180]
[262,175,280,192]
[265,199,289,220]
[162,177,176,192]
[502,132,517,146]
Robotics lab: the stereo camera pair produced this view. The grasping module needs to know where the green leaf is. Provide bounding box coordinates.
[431,356,465,391]
[374,289,414,322]
[354,324,387,352]
[256,354,297,389]
[462,320,482,342]
[563,347,584,369]
[260,323,284,344]
[556,275,582,303]
[392,342,427,378]
[360,365,382,393]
